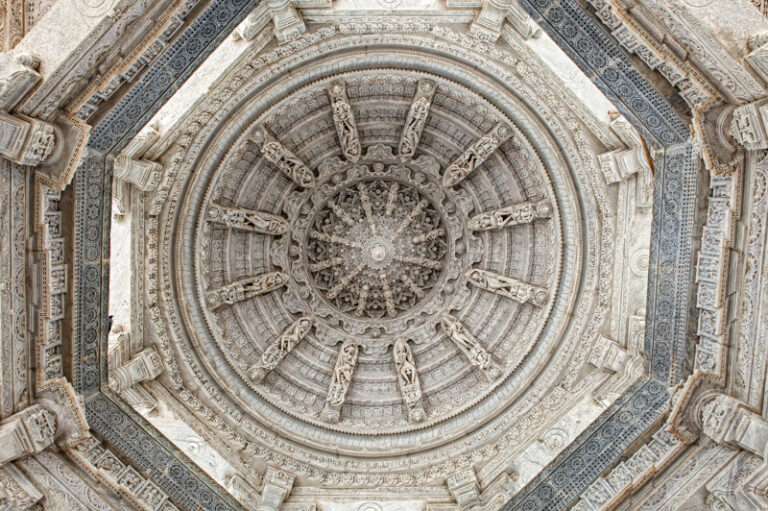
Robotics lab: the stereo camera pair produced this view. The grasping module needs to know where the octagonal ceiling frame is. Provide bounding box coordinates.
[69,0,698,510]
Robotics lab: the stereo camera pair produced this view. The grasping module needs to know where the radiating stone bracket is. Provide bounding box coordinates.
[248,316,313,382]
[328,80,361,162]
[321,341,359,423]
[467,268,548,307]
[249,126,315,187]
[440,314,502,382]
[393,338,426,423]
[206,272,288,309]
[399,79,436,161]
[443,122,512,187]
[207,203,289,235]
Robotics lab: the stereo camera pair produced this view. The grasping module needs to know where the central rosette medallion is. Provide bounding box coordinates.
[307,178,447,319]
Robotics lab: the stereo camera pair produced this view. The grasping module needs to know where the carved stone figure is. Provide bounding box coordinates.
[399,79,435,160]
[467,268,548,306]
[440,315,501,381]
[468,200,552,231]
[392,338,426,422]
[328,81,361,162]
[250,127,315,187]
[207,204,289,235]
[442,123,512,187]
[321,341,359,423]
[248,316,313,382]
[206,272,288,309]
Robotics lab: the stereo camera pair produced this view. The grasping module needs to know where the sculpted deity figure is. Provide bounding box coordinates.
[328,81,361,162]
[442,123,512,187]
[248,316,313,382]
[399,79,436,160]
[440,315,502,381]
[250,127,314,188]
[393,339,426,422]
[322,341,359,423]
[207,204,289,235]
[468,200,552,231]
[467,268,548,306]
[207,272,288,309]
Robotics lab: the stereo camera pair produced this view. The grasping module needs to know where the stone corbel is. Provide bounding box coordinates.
[589,335,643,405]
[469,0,514,42]
[0,111,58,166]
[746,31,768,86]
[446,468,481,511]
[109,347,164,394]
[256,467,294,511]
[598,117,653,181]
[0,378,88,466]
[0,52,41,112]
[698,394,768,461]
[731,98,768,150]
[113,155,162,193]
[267,0,306,43]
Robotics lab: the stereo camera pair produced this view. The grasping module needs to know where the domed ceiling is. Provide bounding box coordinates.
[121,21,633,500]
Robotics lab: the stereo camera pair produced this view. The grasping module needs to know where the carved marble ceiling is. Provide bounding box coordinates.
[3,1,768,511]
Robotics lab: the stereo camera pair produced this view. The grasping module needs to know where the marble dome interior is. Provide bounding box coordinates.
[2,1,768,511]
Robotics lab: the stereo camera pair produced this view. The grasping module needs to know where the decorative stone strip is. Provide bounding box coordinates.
[569,431,683,510]
[73,0,205,121]
[86,393,243,511]
[0,462,43,510]
[503,379,669,510]
[37,185,66,386]
[69,435,180,511]
[694,171,738,376]
[583,0,713,109]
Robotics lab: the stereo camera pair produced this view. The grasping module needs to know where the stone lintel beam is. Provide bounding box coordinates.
[256,467,295,511]
[113,154,163,192]
[109,347,165,393]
